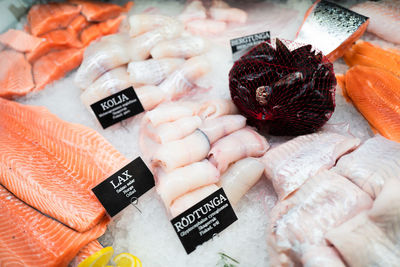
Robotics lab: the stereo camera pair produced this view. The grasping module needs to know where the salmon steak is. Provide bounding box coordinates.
[343,65,400,142]
[0,29,43,52]
[0,185,109,267]
[0,98,128,232]
[0,50,34,98]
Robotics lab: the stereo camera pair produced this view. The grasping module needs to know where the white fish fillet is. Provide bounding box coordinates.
[144,101,200,127]
[268,170,372,267]
[150,36,208,59]
[198,99,239,120]
[263,131,361,200]
[178,0,207,23]
[209,0,248,23]
[333,135,400,199]
[129,14,181,37]
[185,19,227,35]
[199,114,246,144]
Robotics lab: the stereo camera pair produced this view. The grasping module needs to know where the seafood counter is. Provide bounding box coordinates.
[0,0,400,266]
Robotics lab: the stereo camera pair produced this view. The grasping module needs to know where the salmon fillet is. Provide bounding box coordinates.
[0,98,128,232]
[27,30,82,63]
[0,185,109,267]
[344,65,400,142]
[68,14,90,35]
[0,29,43,52]
[80,15,125,46]
[69,0,131,22]
[71,240,103,267]
[28,3,81,36]
[33,48,84,90]
[0,50,34,98]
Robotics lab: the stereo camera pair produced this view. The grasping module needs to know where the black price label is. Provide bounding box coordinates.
[90,87,144,129]
[230,31,271,60]
[171,188,237,254]
[92,157,154,217]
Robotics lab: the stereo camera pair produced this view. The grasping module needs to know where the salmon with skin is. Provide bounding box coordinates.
[33,48,84,91]
[343,65,400,142]
[0,50,34,98]
[0,98,127,232]
[28,3,81,36]
[69,0,133,21]
[27,30,82,63]
[0,29,43,52]
[0,184,109,267]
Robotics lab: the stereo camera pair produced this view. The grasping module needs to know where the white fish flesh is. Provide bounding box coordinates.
[135,85,165,111]
[217,157,264,205]
[263,131,360,200]
[208,127,269,173]
[268,170,372,267]
[156,160,219,207]
[129,14,181,37]
[209,0,248,24]
[144,101,200,127]
[127,58,185,86]
[150,36,208,59]
[152,129,210,172]
[333,135,400,199]
[326,178,400,267]
[159,56,210,101]
[178,0,207,23]
[185,19,227,35]
[199,114,246,144]
[170,184,219,217]
[198,99,239,120]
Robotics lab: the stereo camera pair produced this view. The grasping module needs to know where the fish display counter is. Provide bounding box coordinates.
[0,0,399,266]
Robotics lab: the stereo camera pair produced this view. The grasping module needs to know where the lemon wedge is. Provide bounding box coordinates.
[114,252,142,267]
[78,246,114,267]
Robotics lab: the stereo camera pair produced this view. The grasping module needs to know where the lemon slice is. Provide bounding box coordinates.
[114,252,142,267]
[78,246,114,267]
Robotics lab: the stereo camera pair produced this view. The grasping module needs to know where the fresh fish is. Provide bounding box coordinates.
[157,160,219,207]
[80,15,126,46]
[295,0,369,62]
[69,0,132,22]
[127,58,185,86]
[208,127,269,173]
[198,99,239,120]
[342,66,400,142]
[217,157,264,205]
[150,36,208,59]
[209,0,248,24]
[128,14,182,37]
[33,48,84,91]
[152,129,210,172]
[351,0,400,44]
[0,184,109,267]
[263,131,360,200]
[326,178,400,267]
[178,0,207,23]
[0,29,43,52]
[268,170,372,267]
[0,50,34,98]
[343,41,400,78]
[199,114,246,144]
[67,15,90,35]
[144,101,200,127]
[71,240,103,267]
[0,98,127,232]
[159,56,210,101]
[27,3,82,36]
[135,85,166,111]
[170,184,219,217]
[185,19,227,35]
[144,116,202,144]
[27,29,82,63]
[334,135,400,199]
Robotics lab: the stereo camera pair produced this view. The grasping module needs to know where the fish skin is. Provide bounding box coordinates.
[0,29,44,52]
[28,3,82,36]
[0,50,34,98]
[295,0,369,62]
[0,98,127,232]
[334,135,400,199]
[351,0,400,45]
[33,48,84,91]
[0,184,109,267]
[343,65,400,142]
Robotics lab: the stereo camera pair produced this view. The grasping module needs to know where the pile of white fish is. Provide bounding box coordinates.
[75,13,210,114]
[139,99,268,217]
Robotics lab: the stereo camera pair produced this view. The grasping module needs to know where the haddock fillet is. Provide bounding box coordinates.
[0,185,109,267]
[0,98,128,232]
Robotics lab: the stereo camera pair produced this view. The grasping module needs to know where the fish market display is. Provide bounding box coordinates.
[334,135,400,199]
[0,1,131,98]
[340,65,400,142]
[72,240,103,266]
[0,98,127,232]
[295,0,369,62]
[263,131,360,200]
[268,170,373,267]
[326,178,400,267]
[351,0,400,44]
[229,38,336,136]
